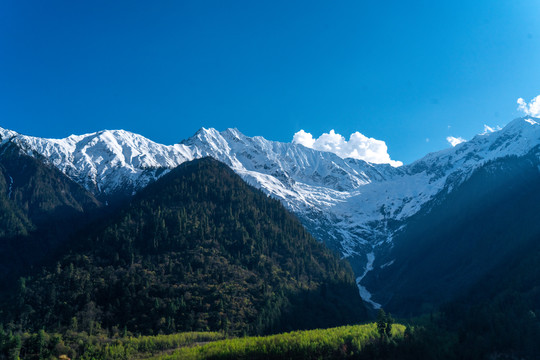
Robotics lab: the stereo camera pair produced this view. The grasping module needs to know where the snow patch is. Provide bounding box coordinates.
[482,124,501,135]
[525,118,538,126]
[446,136,466,147]
[355,252,381,309]
[380,260,395,269]
[7,175,13,199]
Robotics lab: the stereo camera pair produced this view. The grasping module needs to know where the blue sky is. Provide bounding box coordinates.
[1,1,539,164]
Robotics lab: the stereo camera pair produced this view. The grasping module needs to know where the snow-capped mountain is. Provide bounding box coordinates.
[2,116,540,307]
[0,128,194,196]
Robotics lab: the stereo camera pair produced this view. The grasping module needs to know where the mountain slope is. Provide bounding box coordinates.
[5,158,367,335]
[364,144,540,315]
[0,141,101,282]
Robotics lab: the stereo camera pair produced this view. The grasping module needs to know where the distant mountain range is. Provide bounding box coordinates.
[2,116,540,313]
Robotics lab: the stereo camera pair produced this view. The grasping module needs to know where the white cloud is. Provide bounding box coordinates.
[517,96,540,117]
[292,129,402,167]
[291,129,315,148]
[446,136,466,147]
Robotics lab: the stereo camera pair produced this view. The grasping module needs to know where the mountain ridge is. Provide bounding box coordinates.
[3,117,540,307]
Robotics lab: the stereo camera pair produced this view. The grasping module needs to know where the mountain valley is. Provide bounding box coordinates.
[2,117,540,358]
[3,117,540,312]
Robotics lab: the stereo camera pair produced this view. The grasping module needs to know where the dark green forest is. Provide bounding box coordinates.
[1,157,366,338]
[0,142,102,285]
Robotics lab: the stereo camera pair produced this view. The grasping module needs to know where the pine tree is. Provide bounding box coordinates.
[377,309,387,338]
[385,312,394,337]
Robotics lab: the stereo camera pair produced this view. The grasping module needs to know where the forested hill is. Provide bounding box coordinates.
[0,142,102,283]
[4,157,367,336]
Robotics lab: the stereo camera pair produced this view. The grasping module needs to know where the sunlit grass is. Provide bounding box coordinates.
[148,323,405,360]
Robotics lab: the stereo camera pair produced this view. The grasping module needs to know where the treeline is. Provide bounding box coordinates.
[1,322,421,360]
[0,327,225,360]
[2,158,366,336]
[5,306,538,359]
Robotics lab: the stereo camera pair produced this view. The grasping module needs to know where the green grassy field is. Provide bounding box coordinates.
[146,323,406,360]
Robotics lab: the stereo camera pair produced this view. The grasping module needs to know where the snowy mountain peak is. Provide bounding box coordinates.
[0,127,18,143]
[524,117,539,126]
[509,115,539,127]
[223,127,244,138]
[475,117,538,143]
[409,117,540,178]
[186,127,226,145]
[1,128,194,196]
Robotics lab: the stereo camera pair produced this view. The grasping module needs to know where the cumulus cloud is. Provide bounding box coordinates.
[446,136,466,147]
[291,130,315,148]
[292,129,403,167]
[517,96,540,117]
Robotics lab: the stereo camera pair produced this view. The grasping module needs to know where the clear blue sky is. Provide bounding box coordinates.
[1,0,539,164]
